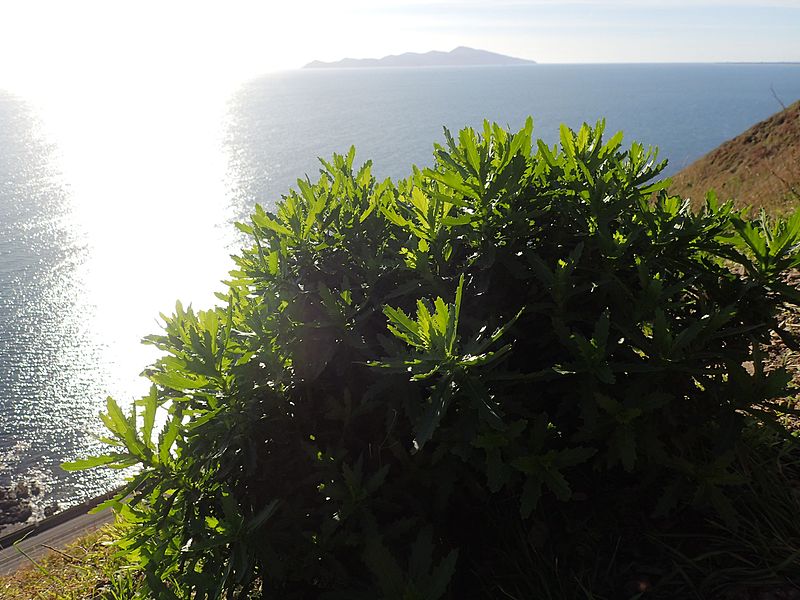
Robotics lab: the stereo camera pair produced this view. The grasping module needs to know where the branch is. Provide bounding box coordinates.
[770,85,787,111]
[768,167,800,200]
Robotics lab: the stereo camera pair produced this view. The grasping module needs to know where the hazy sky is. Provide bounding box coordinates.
[0,0,798,93]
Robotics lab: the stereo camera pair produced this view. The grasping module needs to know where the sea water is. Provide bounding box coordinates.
[1,63,799,515]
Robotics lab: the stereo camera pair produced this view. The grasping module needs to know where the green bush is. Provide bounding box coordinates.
[66,119,800,598]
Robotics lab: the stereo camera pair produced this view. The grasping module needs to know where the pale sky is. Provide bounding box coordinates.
[0,0,798,94]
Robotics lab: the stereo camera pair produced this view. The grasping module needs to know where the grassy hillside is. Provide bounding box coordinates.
[670,100,800,214]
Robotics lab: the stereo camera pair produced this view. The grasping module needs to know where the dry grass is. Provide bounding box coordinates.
[0,523,142,600]
[670,100,800,215]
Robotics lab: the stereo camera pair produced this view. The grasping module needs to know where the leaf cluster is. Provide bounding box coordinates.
[66,119,800,598]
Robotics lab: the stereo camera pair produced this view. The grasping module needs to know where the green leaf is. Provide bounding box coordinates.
[363,536,406,597]
[542,466,571,501]
[159,415,181,464]
[441,214,473,226]
[414,375,455,451]
[251,211,292,237]
[600,130,624,157]
[560,124,576,159]
[266,250,279,275]
[141,386,158,450]
[245,499,280,535]
[149,370,210,391]
[384,305,422,347]
[537,139,558,167]
[62,453,135,471]
[104,397,149,459]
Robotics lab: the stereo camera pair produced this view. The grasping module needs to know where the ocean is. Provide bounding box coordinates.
[1,63,799,517]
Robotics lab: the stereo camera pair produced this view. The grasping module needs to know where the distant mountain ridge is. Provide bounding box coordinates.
[303,46,536,69]
[670,100,800,214]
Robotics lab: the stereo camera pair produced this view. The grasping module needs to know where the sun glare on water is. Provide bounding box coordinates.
[20,75,240,402]
[0,0,292,504]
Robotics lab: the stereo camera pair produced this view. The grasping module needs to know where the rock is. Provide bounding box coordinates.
[14,482,29,499]
[0,502,32,525]
[43,503,58,518]
[29,481,41,496]
[0,482,34,525]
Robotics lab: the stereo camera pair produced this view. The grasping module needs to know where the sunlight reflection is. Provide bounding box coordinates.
[30,80,239,400]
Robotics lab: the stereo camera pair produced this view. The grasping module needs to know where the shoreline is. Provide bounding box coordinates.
[0,486,120,551]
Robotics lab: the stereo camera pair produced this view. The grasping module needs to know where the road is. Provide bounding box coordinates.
[0,507,114,576]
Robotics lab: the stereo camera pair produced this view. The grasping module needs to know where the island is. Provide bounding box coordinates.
[303,46,536,69]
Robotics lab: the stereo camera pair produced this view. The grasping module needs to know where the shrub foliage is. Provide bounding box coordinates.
[66,119,800,598]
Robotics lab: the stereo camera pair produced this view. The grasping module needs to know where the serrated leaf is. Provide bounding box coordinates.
[141,386,158,450]
[159,415,181,464]
[149,370,210,391]
[245,499,279,535]
[441,214,473,226]
[542,466,571,501]
[414,375,454,451]
[251,211,292,236]
[363,536,405,597]
[62,453,135,471]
